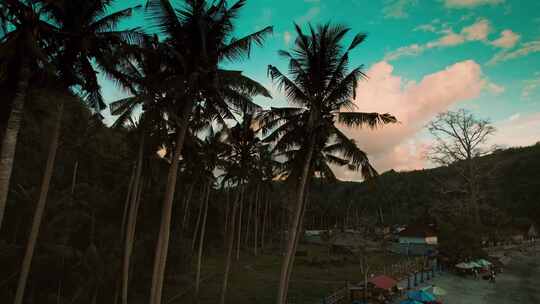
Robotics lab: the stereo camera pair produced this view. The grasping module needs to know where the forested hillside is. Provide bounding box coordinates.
[305,144,540,231]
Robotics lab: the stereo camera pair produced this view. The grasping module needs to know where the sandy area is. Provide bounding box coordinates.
[397,246,540,303]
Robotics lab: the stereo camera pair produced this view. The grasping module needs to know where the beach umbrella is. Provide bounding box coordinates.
[400,300,423,304]
[469,261,482,268]
[456,262,473,269]
[476,259,492,267]
[407,290,436,302]
[422,285,447,296]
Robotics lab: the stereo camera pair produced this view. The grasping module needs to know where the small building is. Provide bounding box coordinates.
[398,224,438,245]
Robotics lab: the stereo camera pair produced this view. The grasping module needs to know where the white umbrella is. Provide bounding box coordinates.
[456,262,473,269]
[422,285,447,296]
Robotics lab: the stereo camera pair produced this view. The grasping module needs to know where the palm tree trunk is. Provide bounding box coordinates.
[219,186,243,304]
[14,101,64,304]
[244,190,253,248]
[261,188,268,252]
[122,134,145,304]
[120,165,136,241]
[70,160,79,196]
[235,195,244,261]
[254,183,260,256]
[192,184,206,251]
[276,138,315,304]
[283,179,311,299]
[149,103,191,304]
[194,182,211,297]
[182,183,195,231]
[224,189,230,248]
[0,62,31,230]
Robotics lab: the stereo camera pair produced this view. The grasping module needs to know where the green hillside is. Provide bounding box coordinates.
[304,144,540,230]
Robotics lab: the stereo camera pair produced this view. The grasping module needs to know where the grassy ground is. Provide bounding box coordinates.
[166,244,406,304]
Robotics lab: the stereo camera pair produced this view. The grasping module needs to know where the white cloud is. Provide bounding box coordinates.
[384,44,424,61]
[488,40,540,65]
[489,112,540,147]
[461,19,490,41]
[414,24,438,32]
[383,0,418,19]
[490,29,520,48]
[296,7,320,24]
[335,60,490,178]
[427,30,466,47]
[283,31,292,45]
[444,0,504,8]
[521,74,540,99]
[385,19,492,61]
[485,82,505,95]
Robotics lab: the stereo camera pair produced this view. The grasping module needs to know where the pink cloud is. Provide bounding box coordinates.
[491,29,520,48]
[385,19,492,61]
[427,30,466,47]
[488,40,540,65]
[335,60,488,179]
[444,0,504,8]
[462,19,490,41]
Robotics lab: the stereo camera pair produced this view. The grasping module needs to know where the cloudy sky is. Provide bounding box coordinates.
[102,0,540,180]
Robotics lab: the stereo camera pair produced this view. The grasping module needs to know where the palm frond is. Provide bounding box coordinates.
[219,70,272,98]
[91,6,142,33]
[268,65,308,105]
[220,26,273,62]
[145,0,181,37]
[337,112,397,129]
[323,66,366,105]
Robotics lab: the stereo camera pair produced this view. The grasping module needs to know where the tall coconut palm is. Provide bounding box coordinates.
[108,35,173,304]
[260,23,397,304]
[190,127,228,297]
[217,111,263,304]
[12,1,143,303]
[145,2,272,303]
[0,0,57,230]
[41,0,145,110]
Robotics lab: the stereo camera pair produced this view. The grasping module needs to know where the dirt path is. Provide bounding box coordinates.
[416,252,540,304]
[486,252,540,304]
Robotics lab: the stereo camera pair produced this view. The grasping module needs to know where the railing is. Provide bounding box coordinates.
[321,287,348,304]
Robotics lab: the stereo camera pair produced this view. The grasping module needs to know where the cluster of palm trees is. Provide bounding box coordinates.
[1,1,396,304]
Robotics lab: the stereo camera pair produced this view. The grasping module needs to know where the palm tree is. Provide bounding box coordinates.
[42,0,145,110]
[260,23,397,304]
[191,127,228,297]
[217,111,263,304]
[0,0,56,230]
[108,34,173,304]
[145,2,272,303]
[12,1,143,303]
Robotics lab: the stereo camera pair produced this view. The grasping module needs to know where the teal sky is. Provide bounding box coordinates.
[101,0,540,176]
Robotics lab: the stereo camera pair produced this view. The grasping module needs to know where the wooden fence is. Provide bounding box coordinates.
[314,258,436,304]
[321,287,348,304]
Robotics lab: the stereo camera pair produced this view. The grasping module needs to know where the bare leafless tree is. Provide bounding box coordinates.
[426,109,496,223]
